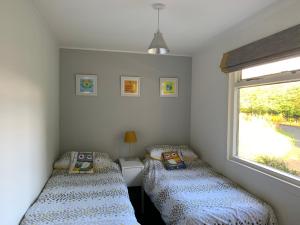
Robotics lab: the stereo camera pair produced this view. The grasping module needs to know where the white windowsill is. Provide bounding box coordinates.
[228,156,300,189]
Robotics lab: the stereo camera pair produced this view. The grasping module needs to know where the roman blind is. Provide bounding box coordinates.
[220,24,300,73]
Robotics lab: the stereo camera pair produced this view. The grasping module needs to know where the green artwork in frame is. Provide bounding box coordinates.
[76,74,97,96]
[160,78,178,97]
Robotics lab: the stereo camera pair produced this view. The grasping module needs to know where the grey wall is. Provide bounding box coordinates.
[60,49,191,159]
[190,1,300,225]
[0,0,60,224]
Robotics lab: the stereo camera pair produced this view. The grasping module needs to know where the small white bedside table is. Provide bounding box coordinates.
[119,158,144,187]
[119,158,145,216]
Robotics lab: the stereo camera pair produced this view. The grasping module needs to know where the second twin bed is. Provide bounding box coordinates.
[143,145,278,225]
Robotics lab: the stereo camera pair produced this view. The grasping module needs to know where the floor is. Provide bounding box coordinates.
[128,187,166,225]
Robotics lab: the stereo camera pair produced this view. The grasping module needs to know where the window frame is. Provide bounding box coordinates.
[227,69,300,187]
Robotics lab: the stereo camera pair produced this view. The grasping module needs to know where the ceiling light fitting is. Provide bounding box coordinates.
[147,3,170,55]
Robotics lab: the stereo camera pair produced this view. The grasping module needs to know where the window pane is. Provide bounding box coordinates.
[238,81,300,177]
[242,56,300,79]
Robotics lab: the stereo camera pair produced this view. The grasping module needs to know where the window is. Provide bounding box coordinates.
[228,56,300,186]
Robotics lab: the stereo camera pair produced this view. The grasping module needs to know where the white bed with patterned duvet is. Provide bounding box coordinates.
[144,158,278,225]
[20,156,139,225]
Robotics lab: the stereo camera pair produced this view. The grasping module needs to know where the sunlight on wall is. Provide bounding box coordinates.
[0,70,51,224]
[0,1,59,224]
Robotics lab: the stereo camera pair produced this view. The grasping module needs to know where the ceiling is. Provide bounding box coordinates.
[33,0,278,56]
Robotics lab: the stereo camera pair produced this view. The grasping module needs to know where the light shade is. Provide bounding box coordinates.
[124,131,137,143]
[148,31,170,55]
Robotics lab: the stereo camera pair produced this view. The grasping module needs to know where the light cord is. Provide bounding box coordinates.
[157,8,160,31]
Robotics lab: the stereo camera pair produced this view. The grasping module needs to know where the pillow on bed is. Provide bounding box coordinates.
[53,151,112,170]
[53,152,72,169]
[146,145,198,161]
[69,152,94,174]
[181,149,199,162]
[162,151,186,170]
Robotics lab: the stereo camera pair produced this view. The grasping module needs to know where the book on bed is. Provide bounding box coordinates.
[162,151,186,170]
[69,152,94,173]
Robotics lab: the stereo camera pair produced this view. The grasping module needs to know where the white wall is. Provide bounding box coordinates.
[191,1,300,225]
[0,1,59,224]
[60,49,191,159]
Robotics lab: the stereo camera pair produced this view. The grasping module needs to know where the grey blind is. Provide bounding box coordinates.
[220,24,300,73]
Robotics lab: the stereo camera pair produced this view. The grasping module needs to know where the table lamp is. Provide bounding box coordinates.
[124,131,137,157]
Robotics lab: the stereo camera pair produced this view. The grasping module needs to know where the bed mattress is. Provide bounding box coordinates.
[20,162,139,225]
[144,158,277,225]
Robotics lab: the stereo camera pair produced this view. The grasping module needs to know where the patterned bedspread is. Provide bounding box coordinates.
[21,162,139,225]
[144,159,278,225]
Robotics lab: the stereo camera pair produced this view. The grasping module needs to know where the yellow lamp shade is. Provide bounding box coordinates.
[124,131,137,143]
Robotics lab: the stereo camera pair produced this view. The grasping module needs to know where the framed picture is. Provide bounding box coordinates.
[76,74,97,96]
[160,78,178,97]
[121,76,141,97]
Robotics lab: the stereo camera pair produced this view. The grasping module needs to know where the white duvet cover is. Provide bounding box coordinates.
[21,161,139,225]
[144,158,277,225]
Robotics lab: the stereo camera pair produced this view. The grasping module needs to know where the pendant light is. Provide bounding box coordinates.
[148,3,170,55]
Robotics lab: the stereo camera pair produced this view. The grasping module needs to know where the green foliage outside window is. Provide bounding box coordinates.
[240,83,300,126]
[255,155,298,175]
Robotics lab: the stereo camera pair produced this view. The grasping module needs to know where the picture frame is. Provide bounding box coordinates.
[160,78,178,97]
[76,74,97,96]
[121,76,141,97]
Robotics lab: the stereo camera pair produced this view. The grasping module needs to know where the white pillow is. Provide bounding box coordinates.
[146,145,198,161]
[53,151,112,169]
[53,152,71,169]
[146,144,190,153]
[181,149,199,162]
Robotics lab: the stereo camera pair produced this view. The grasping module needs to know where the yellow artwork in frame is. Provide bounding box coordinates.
[160,78,178,97]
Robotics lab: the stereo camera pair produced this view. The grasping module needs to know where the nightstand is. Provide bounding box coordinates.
[119,158,144,222]
[119,158,144,187]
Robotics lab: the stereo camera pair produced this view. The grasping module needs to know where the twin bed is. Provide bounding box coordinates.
[20,154,139,225]
[21,148,278,225]
[143,158,277,225]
